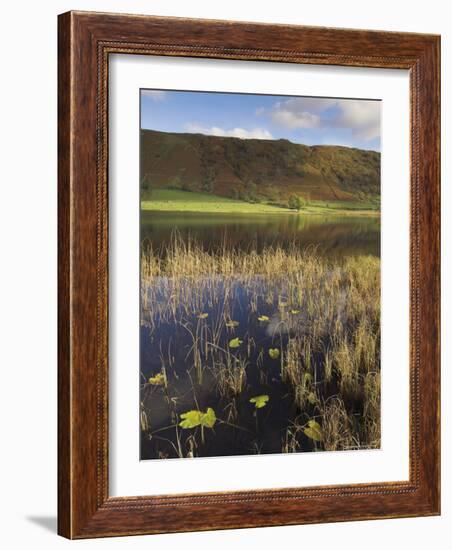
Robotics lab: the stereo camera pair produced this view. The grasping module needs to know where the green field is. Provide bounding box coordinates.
[302,199,380,215]
[141,189,380,216]
[141,189,290,214]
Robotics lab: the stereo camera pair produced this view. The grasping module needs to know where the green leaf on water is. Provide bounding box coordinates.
[268,348,280,359]
[197,312,209,319]
[179,410,203,429]
[179,408,217,429]
[290,309,301,314]
[307,392,317,405]
[258,315,270,322]
[225,320,239,328]
[304,420,323,441]
[201,407,217,428]
[229,337,243,348]
[148,372,165,386]
[250,395,270,409]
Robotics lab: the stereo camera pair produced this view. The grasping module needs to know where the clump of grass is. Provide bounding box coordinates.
[214,355,247,398]
[321,397,356,451]
[362,371,381,447]
[282,425,302,454]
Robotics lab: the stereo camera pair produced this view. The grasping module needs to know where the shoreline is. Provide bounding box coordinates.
[141,203,380,218]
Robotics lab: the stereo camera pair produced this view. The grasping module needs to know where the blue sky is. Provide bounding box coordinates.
[141,89,381,151]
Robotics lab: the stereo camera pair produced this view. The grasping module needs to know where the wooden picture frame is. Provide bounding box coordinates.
[58,11,440,538]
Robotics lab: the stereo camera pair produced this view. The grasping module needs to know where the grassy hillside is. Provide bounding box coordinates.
[140,129,380,209]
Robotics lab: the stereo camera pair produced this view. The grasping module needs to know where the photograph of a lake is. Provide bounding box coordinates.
[139,89,381,460]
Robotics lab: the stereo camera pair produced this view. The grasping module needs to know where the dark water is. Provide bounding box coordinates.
[140,212,380,460]
[141,211,380,258]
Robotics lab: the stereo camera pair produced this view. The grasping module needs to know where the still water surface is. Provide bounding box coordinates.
[141,211,380,258]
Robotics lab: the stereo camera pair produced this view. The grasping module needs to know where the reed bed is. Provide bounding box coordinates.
[140,234,381,458]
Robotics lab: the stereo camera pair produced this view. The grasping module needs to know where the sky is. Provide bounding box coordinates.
[140,89,381,151]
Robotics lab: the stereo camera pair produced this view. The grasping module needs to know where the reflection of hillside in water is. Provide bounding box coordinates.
[141,211,380,258]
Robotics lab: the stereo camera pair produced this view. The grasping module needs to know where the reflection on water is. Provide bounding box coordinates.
[141,211,380,258]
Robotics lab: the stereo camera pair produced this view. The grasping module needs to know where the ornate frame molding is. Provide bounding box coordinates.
[58,11,440,538]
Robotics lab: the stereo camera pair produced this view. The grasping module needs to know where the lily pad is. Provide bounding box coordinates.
[268,348,280,359]
[229,337,243,349]
[258,315,270,322]
[290,309,301,315]
[197,313,209,319]
[201,407,217,428]
[179,408,217,429]
[148,372,165,386]
[304,419,323,442]
[225,320,239,328]
[250,395,270,409]
[179,410,203,429]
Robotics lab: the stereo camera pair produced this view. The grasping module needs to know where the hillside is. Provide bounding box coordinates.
[140,129,380,207]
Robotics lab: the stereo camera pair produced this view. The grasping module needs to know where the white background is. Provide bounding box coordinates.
[110,56,409,496]
[0,0,450,548]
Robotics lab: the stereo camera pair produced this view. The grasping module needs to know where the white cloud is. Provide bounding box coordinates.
[267,97,380,141]
[141,90,167,101]
[184,123,274,140]
[268,97,336,128]
[271,109,320,129]
[333,101,380,141]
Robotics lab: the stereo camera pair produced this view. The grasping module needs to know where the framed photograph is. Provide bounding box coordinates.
[58,11,440,538]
